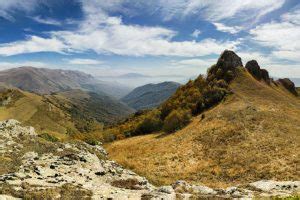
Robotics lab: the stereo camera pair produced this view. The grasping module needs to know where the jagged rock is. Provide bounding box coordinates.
[217,50,243,70]
[277,78,298,96]
[245,60,270,83]
[246,60,262,80]
[158,186,175,194]
[260,69,270,83]
[208,50,243,82]
[250,180,300,191]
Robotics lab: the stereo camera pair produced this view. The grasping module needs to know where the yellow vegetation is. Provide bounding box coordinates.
[105,69,300,188]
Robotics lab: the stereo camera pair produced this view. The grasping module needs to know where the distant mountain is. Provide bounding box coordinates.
[118,73,150,78]
[0,67,130,99]
[47,89,134,126]
[121,81,180,110]
[0,87,134,137]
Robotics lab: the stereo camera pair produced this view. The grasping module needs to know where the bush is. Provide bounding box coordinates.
[84,138,99,146]
[163,109,191,133]
[39,133,59,142]
[102,129,118,142]
[135,110,162,135]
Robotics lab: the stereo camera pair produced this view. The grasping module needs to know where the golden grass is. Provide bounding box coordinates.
[0,89,76,139]
[105,69,300,188]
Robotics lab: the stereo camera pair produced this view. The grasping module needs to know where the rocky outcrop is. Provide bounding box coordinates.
[0,120,299,199]
[245,60,270,83]
[216,50,243,71]
[207,50,243,82]
[278,78,298,96]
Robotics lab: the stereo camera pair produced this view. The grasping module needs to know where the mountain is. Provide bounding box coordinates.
[121,82,181,110]
[0,66,130,99]
[118,73,151,78]
[105,50,300,188]
[0,87,133,139]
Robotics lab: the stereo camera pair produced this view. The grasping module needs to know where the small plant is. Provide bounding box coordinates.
[39,133,59,142]
[84,138,99,146]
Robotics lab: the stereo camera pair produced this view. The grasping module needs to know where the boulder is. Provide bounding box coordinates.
[245,60,270,83]
[246,60,262,80]
[216,50,243,71]
[260,69,270,83]
[278,78,298,96]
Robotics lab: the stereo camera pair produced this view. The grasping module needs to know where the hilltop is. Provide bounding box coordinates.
[121,82,180,110]
[105,50,300,187]
[0,67,131,99]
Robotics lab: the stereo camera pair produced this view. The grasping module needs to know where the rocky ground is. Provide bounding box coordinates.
[0,120,299,199]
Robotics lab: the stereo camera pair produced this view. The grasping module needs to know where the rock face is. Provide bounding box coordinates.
[245,60,270,83]
[0,120,299,199]
[207,50,243,82]
[278,78,298,96]
[216,50,243,71]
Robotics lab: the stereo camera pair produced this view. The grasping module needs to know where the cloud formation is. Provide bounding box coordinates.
[250,9,300,62]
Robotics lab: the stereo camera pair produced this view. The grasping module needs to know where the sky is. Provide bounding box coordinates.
[0,0,299,83]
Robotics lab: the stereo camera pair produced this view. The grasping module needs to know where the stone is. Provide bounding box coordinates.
[277,78,298,96]
[158,186,175,194]
[217,50,243,70]
[246,60,262,80]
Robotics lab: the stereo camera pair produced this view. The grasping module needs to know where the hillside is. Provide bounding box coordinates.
[0,87,133,139]
[105,51,300,188]
[1,120,298,199]
[0,67,130,99]
[121,82,180,110]
[46,89,134,126]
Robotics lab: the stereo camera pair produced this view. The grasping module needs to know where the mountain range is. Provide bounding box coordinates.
[121,81,181,110]
[0,66,131,99]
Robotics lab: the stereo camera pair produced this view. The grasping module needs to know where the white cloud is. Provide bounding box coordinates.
[213,23,242,34]
[67,59,103,65]
[250,9,300,62]
[32,16,62,26]
[191,29,201,38]
[173,58,215,68]
[0,0,239,57]
[0,36,66,56]
[155,0,285,23]
[0,0,38,21]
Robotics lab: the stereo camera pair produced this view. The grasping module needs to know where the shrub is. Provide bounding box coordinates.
[39,133,59,142]
[163,109,191,133]
[102,129,118,142]
[84,137,99,146]
[135,110,163,135]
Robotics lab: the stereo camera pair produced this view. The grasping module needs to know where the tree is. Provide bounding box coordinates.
[163,109,191,133]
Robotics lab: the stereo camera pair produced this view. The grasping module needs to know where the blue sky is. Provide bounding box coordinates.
[0,0,299,80]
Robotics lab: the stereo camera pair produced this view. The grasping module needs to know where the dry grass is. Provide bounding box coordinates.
[105,69,300,188]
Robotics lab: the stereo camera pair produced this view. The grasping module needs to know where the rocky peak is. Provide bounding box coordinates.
[245,60,270,83]
[216,50,243,70]
[278,78,298,96]
[207,50,243,82]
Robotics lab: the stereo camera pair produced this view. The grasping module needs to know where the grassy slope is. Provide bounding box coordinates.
[0,89,76,139]
[105,69,300,188]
